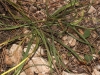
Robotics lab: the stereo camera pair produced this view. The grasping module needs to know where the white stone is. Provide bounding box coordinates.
[24,44,44,57]
[62,35,68,40]
[88,6,96,13]
[31,57,50,73]
[67,36,76,47]
[20,72,26,75]
[92,69,100,75]
[62,71,88,75]
[9,44,22,65]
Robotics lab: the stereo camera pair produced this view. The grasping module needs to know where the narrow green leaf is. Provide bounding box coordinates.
[71,10,85,25]
[50,0,78,18]
[0,25,25,30]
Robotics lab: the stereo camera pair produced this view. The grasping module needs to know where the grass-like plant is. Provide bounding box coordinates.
[1,0,98,75]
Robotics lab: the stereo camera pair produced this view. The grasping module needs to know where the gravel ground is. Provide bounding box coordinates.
[0,0,100,75]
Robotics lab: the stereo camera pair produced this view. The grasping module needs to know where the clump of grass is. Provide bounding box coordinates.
[1,0,96,75]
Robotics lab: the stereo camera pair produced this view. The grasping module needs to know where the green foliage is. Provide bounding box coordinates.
[98,51,100,55]
[84,54,93,63]
[83,29,91,38]
[0,0,96,75]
